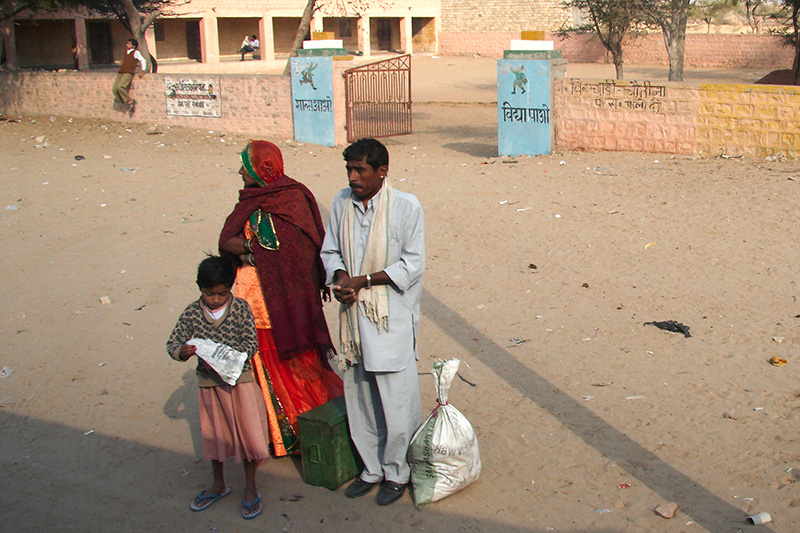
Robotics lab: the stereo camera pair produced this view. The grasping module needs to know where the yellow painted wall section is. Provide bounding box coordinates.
[697,83,800,158]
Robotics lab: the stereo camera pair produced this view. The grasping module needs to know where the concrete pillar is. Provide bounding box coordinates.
[73,17,89,71]
[259,16,273,61]
[1,19,17,69]
[358,16,370,58]
[144,25,158,62]
[199,15,220,63]
[310,15,324,33]
[433,16,441,55]
[400,16,412,55]
[497,58,554,156]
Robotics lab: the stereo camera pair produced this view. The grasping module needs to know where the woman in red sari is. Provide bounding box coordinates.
[219,140,343,456]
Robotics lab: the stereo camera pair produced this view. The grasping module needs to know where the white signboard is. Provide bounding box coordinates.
[164,77,222,117]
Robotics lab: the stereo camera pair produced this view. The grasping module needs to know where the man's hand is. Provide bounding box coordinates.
[138,72,145,79]
[332,271,360,305]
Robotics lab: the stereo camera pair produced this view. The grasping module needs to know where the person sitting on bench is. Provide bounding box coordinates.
[240,35,259,61]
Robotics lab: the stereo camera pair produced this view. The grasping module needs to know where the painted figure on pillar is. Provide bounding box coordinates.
[511,65,527,95]
[301,63,318,90]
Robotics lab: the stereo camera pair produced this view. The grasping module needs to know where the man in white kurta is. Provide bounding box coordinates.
[321,138,424,506]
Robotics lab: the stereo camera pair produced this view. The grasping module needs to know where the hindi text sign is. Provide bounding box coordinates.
[164,77,222,117]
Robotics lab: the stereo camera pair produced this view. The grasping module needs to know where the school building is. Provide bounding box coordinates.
[0,0,444,70]
[0,0,572,70]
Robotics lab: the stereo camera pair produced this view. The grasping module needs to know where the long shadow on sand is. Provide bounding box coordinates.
[441,142,497,158]
[0,413,535,531]
[421,289,766,532]
[413,106,497,158]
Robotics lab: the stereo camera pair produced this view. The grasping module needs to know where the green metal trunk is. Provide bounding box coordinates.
[297,395,363,489]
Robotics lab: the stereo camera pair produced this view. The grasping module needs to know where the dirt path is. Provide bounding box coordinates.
[1,57,800,532]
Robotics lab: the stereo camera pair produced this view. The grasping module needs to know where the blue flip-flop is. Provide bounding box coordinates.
[190,487,231,511]
[241,493,262,520]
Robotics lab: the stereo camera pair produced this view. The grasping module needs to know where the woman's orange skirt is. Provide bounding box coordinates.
[235,244,343,456]
[251,328,343,456]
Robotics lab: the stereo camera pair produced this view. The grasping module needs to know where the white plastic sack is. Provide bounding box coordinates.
[408,358,481,506]
[186,338,248,386]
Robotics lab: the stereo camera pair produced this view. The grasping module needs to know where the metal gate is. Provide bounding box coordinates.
[344,55,411,143]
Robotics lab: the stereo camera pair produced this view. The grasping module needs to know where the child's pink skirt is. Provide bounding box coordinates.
[199,381,271,462]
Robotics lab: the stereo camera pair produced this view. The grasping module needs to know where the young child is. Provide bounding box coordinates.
[167,255,269,520]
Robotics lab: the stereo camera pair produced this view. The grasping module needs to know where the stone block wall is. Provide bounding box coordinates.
[5,67,800,158]
[440,0,569,32]
[0,71,293,139]
[443,31,794,70]
[554,78,698,155]
[599,34,794,69]
[697,83,800,158]
[554,77,800,158]
[439,30,517,57]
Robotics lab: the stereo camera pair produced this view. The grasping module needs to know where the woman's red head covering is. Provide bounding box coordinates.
[242,140,284,186]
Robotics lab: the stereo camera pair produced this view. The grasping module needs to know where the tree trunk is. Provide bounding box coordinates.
[663,1,688,82]
[666,38,685,81]
[793,45,800,85]
[793,5,800,83]
[283,0,316,76]
[121,0,160,73]
[611,47,624,80]
[142,10,160,73]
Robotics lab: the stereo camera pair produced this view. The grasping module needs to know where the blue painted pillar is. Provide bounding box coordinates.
[497,58,554,156]
[290,56,335,147]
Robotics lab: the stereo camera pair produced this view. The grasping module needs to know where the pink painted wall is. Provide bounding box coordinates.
[439,30,516,57]
[0,71,294,138]
[441,32,795,70]
[553,78,698,155]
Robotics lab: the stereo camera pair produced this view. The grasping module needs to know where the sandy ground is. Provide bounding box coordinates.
[1,57,800,532]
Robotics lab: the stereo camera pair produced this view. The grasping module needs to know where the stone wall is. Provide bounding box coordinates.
[439,30,517,57]
[560,33,795,69]
[696,83,800,157]
[442,31,795,70]
[554,78,698,155]
[5,65,800,158]
[553,77,800,158]
[440,0,570,32]
[0,71,293,139]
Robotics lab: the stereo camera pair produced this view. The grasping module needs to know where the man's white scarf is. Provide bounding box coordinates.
[335,178,393,371]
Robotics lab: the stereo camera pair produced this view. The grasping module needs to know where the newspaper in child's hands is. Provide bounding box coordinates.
[186,338,248,386]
